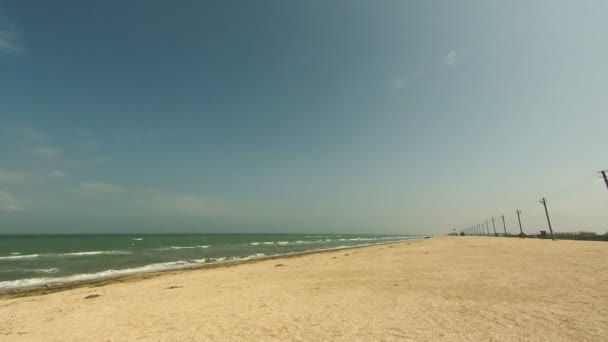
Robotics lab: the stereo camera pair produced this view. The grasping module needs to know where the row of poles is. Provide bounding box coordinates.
[460,169,608,240]
[464,207,545,239]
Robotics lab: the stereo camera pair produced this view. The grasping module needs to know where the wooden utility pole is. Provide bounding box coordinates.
[516,210,525,237]
[491,217,497,237]
[486,220,491,237]
[501,215,507,237]
[539,197,555,240]
[599,170,608,190]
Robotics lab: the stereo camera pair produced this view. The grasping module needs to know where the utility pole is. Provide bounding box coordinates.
[492,217,497,237]
[486,220,491,237]
[599,170,608,190]
[501,215,507,237]
[516,210,525,237]
[539,198,555,240]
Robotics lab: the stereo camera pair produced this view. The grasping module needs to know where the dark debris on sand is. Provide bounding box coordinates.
[84,294,101,299]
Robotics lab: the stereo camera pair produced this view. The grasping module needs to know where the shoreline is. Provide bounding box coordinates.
[0,236,429,299]
[2,236,606,341]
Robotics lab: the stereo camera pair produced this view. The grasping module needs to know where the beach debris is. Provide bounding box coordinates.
[344,254,349,256]
[84,294,101,299]
[165,286,183,290]
[274,264,285,267]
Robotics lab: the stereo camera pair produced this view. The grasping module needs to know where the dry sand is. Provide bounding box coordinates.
[1,236,607,341]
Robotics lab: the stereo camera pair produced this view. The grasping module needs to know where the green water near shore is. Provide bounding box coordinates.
[0,233,419,289]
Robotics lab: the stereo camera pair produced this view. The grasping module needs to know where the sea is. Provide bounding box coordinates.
[0,234,420,291]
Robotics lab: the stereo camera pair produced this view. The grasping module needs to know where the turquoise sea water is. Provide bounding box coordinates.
[0,234,419,290]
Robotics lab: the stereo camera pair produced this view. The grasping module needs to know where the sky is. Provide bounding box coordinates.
[1,0,607,235]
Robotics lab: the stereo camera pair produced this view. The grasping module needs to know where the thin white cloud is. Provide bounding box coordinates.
[79,182,125,194]
[144,194,223,216]
[443,50,457,66]
[31,147,61,158]
[0,190,23,211]
[0,169,29,182]
[390,66,425,90]
[391,77,407,89]
[48,170,66,179]
[0,124,47,142]
[87,156,109,164]
[0,28,23,55]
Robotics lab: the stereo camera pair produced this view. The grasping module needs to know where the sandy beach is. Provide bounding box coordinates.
[1,236,607,341]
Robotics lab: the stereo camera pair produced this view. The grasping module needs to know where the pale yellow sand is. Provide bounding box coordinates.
[1,237,608,341]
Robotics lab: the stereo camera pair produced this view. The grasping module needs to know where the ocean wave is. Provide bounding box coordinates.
[1,250,132,260]
[0,254,263,290]
[263,242,274,245]
[160,245,210,250]
[0,254,40,260]
[250,242,260,245]
[61,250,131,256]
[0,261,195,290]
[0,268,59,274]
[132,238,144,241]
[0,237,424,291]
[277,241,289,245]
[10,252,21,255]
[34,268,59,274]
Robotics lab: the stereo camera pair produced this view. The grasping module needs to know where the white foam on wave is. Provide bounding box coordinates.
[62,250,131,256]
[35,268,59,274]
[250,242,260,245]
[0,268,60,274]
[263,242,274,245]
[162,245,210,250]
[0,254,40,261]
[0,237,425,291]
[0,260,198,290]
[277,241,289,245]
[132,238,144,241]
[10,252,21,255]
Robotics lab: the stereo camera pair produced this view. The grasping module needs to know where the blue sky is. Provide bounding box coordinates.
[1,1,607,234]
